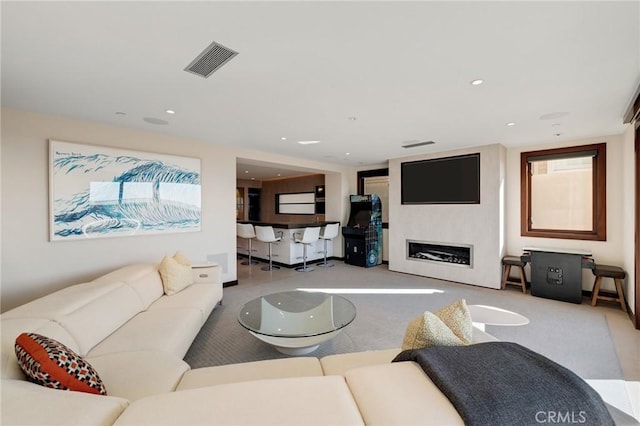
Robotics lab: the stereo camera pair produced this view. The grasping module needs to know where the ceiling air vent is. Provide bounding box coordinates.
[401,141,435,149]
[184,41,238,78]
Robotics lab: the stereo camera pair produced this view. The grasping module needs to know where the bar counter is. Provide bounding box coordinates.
[237,221,340,266]
[238,220,339,229]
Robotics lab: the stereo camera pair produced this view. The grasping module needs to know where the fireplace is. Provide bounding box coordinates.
[406,240,473,268]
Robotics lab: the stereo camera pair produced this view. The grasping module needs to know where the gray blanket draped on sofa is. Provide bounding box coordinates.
[393,342,614,426]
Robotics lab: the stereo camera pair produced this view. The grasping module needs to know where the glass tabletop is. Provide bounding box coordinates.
[238,291,356,338]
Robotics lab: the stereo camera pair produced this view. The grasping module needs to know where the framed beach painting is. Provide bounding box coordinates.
[49,140,201,241]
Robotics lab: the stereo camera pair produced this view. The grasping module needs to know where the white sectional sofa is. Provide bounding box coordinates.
[1,262,637,425]
[1,262,223,424]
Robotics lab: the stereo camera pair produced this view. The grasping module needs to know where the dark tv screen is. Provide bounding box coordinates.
[401,153,480,204]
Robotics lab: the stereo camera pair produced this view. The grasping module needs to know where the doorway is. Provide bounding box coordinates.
[357,168,389,263]
[248,188,261,221]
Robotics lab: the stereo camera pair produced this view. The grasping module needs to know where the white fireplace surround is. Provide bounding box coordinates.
[406,240,473,268]
[388,143,505,290]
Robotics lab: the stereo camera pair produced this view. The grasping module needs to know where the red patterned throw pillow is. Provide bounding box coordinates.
[15,332,107,395]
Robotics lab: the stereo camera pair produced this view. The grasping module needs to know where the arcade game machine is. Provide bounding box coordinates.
[341,194,382,267]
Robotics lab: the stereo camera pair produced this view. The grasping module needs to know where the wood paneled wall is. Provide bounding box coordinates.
[261,174,325,223]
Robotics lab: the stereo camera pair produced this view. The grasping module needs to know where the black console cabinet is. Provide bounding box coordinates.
[522,247,594,304]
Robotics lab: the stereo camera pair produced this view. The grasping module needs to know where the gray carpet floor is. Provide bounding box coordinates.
[184,262,623,380]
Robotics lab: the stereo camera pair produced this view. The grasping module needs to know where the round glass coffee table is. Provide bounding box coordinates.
[238,290,356,355]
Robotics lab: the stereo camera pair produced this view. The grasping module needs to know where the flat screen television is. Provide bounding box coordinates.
[401,153,480,204]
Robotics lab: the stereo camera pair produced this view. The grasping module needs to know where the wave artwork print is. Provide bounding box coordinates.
[50,140,201,241]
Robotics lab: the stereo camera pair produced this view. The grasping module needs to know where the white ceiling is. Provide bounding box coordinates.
[2,1,639,180]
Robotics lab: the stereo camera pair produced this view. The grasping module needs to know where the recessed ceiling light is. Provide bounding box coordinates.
[244,170,249,174]
[297,140,320,145]
[165,109,175,114]
[470,79,484,86]
[277,173,281,177]
[281,137,287,141]
[506,122,516,126]
[251,177,255,180]
[345,152,350,156]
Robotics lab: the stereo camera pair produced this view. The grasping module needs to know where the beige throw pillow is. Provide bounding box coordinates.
[173,251,191,268]
[159,255,193,295]
[401,299,472,350]
[433,298,472,344]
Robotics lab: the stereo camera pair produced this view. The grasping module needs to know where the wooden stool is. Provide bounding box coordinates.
[501,256,527,294]
[591,265,627,312]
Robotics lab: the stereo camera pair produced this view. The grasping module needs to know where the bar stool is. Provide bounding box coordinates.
[236,223,258,265]
[591,264,627,312]
[501,255,527,294]
[254,226,282,271]
[318,223,340,268]
[294,227,321,272]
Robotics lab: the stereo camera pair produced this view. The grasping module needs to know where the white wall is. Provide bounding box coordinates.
[325,170,353,259]
[505,134,630,299]
[1,108,352,312]
[0,109,234,311]
[388,144,506,289]
[4,107,635,316]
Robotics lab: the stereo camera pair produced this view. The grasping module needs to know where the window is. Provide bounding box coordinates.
[521,143,606,241]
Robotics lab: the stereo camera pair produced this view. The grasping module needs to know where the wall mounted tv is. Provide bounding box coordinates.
[401,153,480,204]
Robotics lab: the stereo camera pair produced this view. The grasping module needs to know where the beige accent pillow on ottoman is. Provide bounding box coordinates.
[401,299,472,350]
